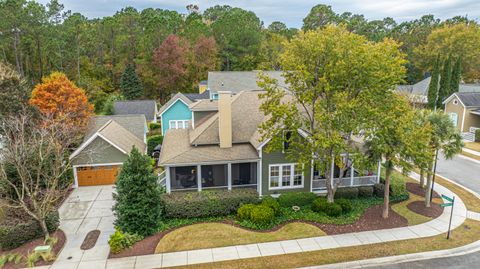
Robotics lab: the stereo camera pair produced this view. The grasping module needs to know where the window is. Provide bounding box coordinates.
[211,93,219,100]
[169,120,189,130]
[283,130,292,152]
[449,112,458,127]
[453,99,459,105]
[269,164,303,189]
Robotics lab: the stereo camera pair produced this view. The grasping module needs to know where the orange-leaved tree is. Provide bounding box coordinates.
[30,72,93,128]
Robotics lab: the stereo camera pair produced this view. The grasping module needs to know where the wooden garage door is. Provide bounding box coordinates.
[77,165,121,186]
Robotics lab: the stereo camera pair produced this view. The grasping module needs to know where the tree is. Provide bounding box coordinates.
[438,55,452,104]
[302,4,339,31]
[113,147,162,237]
[364,94,430,218]
[427,55,441,109]
[29,72,94,128]
[188,35,218,88]
[153,34,188,101]
[450,57,462,93]
[258,32,287,70]
[423,111,463,207]
[120,64,143,99]
[258,25,406,203]
[0,112,77,236]
[0,61,30,117]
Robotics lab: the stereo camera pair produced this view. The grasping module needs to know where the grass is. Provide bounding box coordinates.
[461,150,480,161]
[155,222,326,253]
[464,142,480,152]
[170,219,480,269]
[435,175,480,213]
[391,192,442,226]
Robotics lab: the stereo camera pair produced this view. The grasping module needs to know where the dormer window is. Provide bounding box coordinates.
[283,130,292,152]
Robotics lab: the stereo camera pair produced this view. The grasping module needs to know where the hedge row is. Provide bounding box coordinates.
[0,211,59,250]
[334,185,375,199]
[161,189,259,219]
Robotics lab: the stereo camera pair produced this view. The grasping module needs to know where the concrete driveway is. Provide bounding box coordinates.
[54,185,116,269]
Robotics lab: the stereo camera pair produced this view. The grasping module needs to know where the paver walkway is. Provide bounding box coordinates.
[34,174,469,269]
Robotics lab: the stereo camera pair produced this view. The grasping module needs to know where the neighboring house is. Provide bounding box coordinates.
[158,91,210,136]
[69,115,147,187]
[443,92,480,140]
[113,100,158,123]
[159,90,381,196]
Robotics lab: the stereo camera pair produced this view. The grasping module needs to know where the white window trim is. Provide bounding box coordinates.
[169,120,190,130]
[268,163,304,190]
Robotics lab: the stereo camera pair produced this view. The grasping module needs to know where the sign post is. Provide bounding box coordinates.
[440,194,455,239]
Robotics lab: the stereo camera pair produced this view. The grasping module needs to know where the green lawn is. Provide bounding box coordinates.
[464,142,480,152]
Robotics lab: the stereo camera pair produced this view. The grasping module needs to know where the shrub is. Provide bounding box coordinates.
[358,186,374,197]
[0,211,59,250]
[324,203,343,217]
[390,173,408,198]
[278,192,317,207]
[311,198,328,213]
[147,135,163,156]
[336,199,353,213]
[149,122,161,131]
[108,229,143,254]
[261,196,280,216]
[113,147,163,237]
[161,189,259,219]
[334,187,359,199]
[237,204,256,221]
[476,129,480,142]
[373,183,385,197]
[250,205,274,225]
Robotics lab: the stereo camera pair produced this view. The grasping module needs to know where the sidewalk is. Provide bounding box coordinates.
[463,147,480,157]
[33,175,469,269]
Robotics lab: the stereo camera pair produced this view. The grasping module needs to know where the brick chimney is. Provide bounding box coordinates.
[218,91,232,148]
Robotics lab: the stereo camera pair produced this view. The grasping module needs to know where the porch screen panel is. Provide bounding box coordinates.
[232,162,257,187]
[201,164,227,188]
[170,166,197,190]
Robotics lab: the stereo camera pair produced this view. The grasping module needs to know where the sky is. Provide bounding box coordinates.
[36,0,480,28]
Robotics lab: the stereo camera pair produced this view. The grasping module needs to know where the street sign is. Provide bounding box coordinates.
[440,203,453,207]
[442,194,454,202]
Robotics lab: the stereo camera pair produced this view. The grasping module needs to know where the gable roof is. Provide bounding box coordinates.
[158,93,193,116]
[113,100,157,121]
[207,71,287,94]
[84,115,146,142]
[184,90,210,102]
[452,92,480,107]
[190,99,218,111]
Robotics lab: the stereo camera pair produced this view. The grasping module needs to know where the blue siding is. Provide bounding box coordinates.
[161,99,192,135]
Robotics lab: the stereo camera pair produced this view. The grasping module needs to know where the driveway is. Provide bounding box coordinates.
[54,185,116,268]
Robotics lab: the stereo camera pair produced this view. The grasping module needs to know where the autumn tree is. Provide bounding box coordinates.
[258,25,406,203]
[29,72,94,129]
[153,34,188,101]
[121,63,143,100]
[188,35,218,88]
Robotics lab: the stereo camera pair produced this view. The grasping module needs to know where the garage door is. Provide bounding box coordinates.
[77,165,121,186]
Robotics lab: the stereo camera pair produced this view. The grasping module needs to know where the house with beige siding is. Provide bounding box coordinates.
[443,92,480,140]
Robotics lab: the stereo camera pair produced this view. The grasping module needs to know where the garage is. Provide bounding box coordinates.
[76,165,121,186]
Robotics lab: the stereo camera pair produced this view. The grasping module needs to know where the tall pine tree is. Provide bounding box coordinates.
[450,57,462,94]
[427,55,440,110]
[438,55,452,106]
[113,147,162,236]
[120,64,143,100]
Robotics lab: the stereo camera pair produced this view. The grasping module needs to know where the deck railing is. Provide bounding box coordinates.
[158,170,166,187]
[312,175,378,191]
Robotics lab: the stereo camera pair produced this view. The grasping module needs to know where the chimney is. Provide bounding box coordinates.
[218,91,232,148]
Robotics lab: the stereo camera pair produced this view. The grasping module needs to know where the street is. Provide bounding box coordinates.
[365,153,480,269]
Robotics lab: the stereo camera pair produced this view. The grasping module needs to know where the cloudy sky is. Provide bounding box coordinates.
[37,0,480,28]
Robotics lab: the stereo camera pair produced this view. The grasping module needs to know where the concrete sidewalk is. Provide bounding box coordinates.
[33,175,469,269]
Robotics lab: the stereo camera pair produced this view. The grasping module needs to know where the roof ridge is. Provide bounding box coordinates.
[99,120,144,152]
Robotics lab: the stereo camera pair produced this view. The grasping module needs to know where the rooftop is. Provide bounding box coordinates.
[207,71,286,94]
[113,100,157,121]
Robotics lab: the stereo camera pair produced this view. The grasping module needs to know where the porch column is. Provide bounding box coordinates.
[197,165,202,192]
[166,166,171,194]
[257,160,262,196]
[350,165,354,186]
[377,160,381,183]
[227,163,232,191]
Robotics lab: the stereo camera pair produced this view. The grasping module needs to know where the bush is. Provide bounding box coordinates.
[250,205,274,225]
[237,204,256,221]
[114,147,163,237]
[336,199,353,213]
[312,198,344,217]
[311,198,328,213]
[108,229,143,254]
[373,183,385,197]
[324,203,343,217]
[390,173,408,198]
[476,129,480,142]
[358,186,374,197]
[161,189,259,219]
[334,187,359,199]
[0,211,59,250]
[278,192,317,207]
[149,122,161,131]
[261,196,280,216]
[147,135,163,156]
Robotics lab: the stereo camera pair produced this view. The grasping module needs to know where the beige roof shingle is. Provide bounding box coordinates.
[98,120,146,154]
[190,99,218,111]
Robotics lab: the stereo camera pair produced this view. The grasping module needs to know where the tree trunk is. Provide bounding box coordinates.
[419,169,425,188]
[39,218,50,237]
[325,160,335,203]
[383,164,391,219]
[425,159,434,207]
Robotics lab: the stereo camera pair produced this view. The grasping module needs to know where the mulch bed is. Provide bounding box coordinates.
[407,182,440,198]
[0,229,66,269]
[407,201,444,218]
[80,230,100,250]
[109,232,166,259]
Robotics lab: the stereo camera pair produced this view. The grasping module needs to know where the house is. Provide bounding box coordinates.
[158,90,381,196]
[443,92,480,140]
[157,91,210,136]
[113,100,158,123]
[69,115,147,187]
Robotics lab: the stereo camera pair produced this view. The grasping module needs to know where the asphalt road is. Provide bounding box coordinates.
[365,153,480,269]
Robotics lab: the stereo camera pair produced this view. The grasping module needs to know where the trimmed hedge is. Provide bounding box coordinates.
[358,186,374,198]
[334,187,359,199]
[390,173,408,198]
[237,204,256,221]
[311,198,343,217]
[0,211,59,250]
[374,183,385,197]
[161,189,259,219]
[278,192,317,207]
[336,199,353,213]
[476,129,480,142]
[149,122,161,131]
[250,205,275,225]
